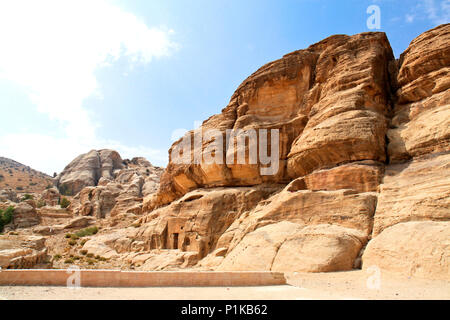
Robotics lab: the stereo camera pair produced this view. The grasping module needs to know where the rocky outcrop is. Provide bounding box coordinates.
[56,149,124,196]
[134,185,280,259]
[149,31,394,210]
[217,222,366,272]
[68,155,163,219]
[358,25,450,280]
[0,235,49,269]
[363,221,450,280]
[39,187,60,206]
[0,189,18,202]
[371,152,450,235]
[134,25,449,277]
[5,26,447,277]
[0,201,41,229]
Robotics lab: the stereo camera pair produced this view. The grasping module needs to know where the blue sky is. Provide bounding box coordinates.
[0,0,448,175]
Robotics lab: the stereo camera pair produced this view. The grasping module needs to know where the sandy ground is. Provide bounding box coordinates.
[0,270,449,300]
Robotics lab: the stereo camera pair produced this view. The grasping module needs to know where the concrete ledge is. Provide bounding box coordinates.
[0,269,286,287]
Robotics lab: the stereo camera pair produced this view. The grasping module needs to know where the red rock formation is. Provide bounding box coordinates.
[134,25,449,278]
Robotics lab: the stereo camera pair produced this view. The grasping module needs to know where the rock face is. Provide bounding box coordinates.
[0,189,18,202]
[3,26,448,278]
[217,222,365,272]
[0,235,49,269]
[131,25,449,278]
[0,201,41,229]
[56,149,124,196]
[362,221,450,280]
[39,187,60,206]
[134,185,280,259]
[149,31,393,211]
[69,155,164,220]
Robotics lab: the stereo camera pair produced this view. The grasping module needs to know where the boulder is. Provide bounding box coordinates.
[271,224,366,272]
[67,154,163,219]
[363,221,450,280]
[218,222,365,272]
[0,201,41,229]
[0,235,49,269]
[56,149,123,196]
[64,216,95,229]
[39,187,60,206]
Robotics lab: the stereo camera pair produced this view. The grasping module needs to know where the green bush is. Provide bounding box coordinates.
[60,197,70,208]
[64,258,74,264]
[70,234,79,240]
[21,194,34,201]
[68,239,77,246]
[80,250,88,255]
[75,226,98,238]
[0,206,15,232]
[53,254,62,261]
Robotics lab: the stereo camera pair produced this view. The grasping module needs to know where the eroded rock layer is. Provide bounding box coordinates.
[137,24,449,278]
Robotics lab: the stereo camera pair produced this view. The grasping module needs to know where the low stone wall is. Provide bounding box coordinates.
[0,269,286,287]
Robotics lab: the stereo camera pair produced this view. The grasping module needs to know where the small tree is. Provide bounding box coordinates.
[60,197,70,209]
[0,206,15,232]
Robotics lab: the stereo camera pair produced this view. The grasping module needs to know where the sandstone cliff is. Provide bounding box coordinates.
[1,25,448,279]
[119,24,448,279]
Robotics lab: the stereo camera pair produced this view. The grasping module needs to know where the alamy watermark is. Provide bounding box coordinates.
[66,265,81,289]
[367,5,381,30]
[170,128,280,176]
[366,265,381,290]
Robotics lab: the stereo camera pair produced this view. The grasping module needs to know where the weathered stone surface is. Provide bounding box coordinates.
[372,152,450,236]
[149,32,394,210]
[0,235,49,269]
[388,24,450,163]
[6,26,449,277]
[363,221,450,280]
[63,216,95,229]
[217,221,302,271]
[39,187,60,206]
[134,185,279,259]
[68,154,163,219]
[218,222,365,272]
[70,184,122,218]
[56,149,123,195]
[0,201,41,229]
[303,161,384,193]
[0,189,18,202]
[271,224,366,272]
[133,250,199,270]
[216,183,376,256]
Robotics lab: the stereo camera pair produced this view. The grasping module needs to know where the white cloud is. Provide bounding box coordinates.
[423,0,450,25]
[405,14,416,23]
[0,0,176,173]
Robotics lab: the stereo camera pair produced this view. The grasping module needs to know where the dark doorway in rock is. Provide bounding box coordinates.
[173,233,179,249]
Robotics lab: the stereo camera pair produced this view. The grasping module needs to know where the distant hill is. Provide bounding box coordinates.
[0,157,54,193]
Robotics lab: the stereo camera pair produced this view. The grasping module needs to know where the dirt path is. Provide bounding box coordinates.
[0,270,448,300]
